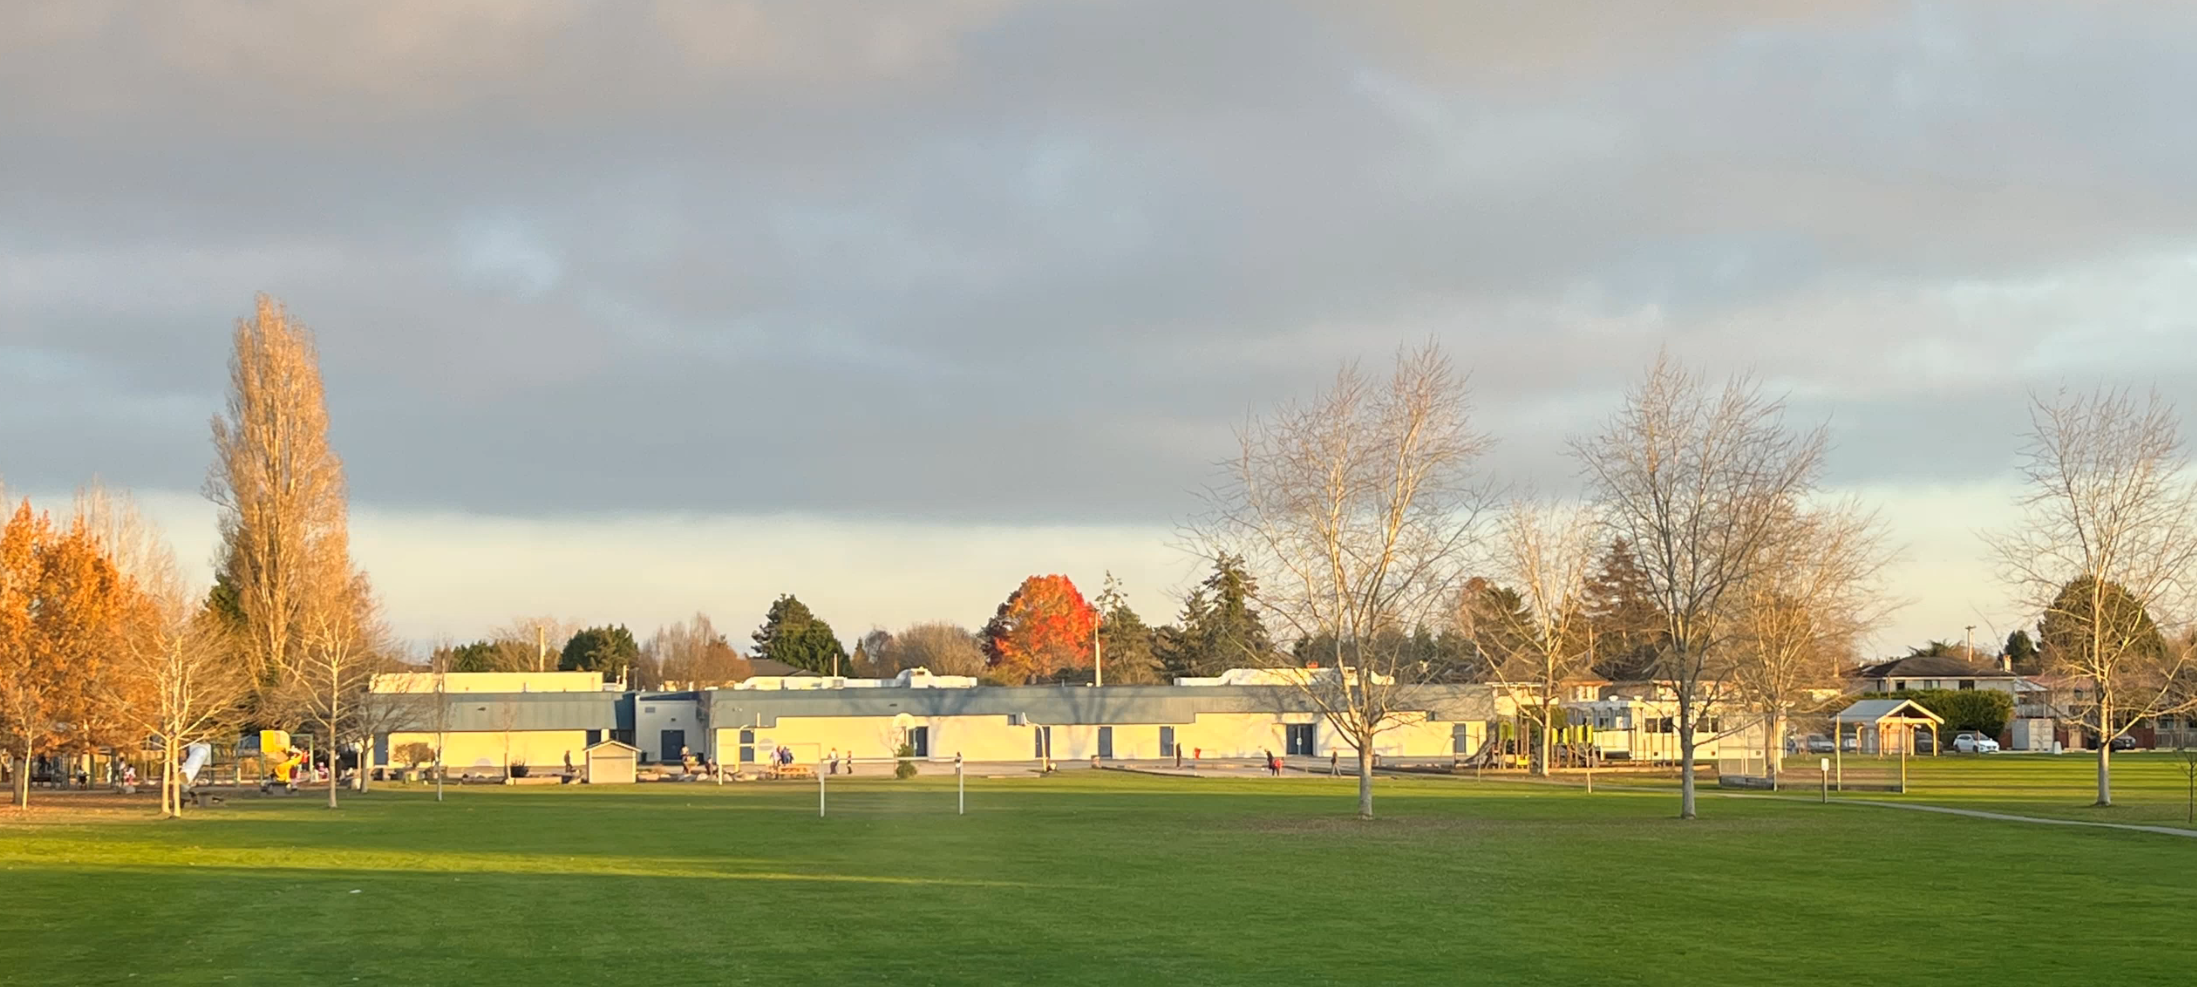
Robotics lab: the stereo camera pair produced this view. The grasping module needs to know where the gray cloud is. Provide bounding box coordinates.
[5,1,2197,522]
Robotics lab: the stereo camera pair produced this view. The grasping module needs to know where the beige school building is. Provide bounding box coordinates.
[366,669,1498,774]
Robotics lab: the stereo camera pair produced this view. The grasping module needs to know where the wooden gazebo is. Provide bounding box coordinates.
[1835,699,1944,756]
[1833,699,1943,793]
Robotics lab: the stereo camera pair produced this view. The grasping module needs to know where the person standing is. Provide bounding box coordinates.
[827,748,839,775]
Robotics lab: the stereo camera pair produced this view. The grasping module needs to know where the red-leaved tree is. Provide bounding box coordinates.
[983,575,1098,683]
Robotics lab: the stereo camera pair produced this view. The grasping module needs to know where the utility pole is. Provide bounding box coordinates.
[1094,624,1104,688]
[1964,624,1975,662]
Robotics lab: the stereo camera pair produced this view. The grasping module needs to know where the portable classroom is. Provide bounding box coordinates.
[583,740,640,784]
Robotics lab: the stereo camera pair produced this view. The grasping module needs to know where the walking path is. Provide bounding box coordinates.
[1810,797,2197,839]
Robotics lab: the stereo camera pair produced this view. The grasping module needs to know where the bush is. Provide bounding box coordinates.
[394,742,436,767]
[893,741,918,780]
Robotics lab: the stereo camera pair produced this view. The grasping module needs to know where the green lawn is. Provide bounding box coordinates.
[1803,751,2197,828]
[3,767,2192,986]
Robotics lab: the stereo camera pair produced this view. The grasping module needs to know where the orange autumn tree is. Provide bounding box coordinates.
[983,575,1099,684]
[1,501,148,809]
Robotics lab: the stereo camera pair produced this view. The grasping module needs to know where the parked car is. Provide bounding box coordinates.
[1952,731,2000,754]
[1803,734,1835,754]
[2108,734,2139,751]
[1840,736,1859,753]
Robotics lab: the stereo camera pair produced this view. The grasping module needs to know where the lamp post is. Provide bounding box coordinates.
[1819,757,1829,803]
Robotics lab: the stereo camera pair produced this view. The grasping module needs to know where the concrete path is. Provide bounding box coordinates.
[1821,797,2197,839]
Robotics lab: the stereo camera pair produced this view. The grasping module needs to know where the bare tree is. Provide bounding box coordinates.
[645,613,752,687]
[1196,342,1491,819]
[1570,354,1827,819]
[286,566,390,809]
[1726,501,1895,788]
[491,616,581,671]
[1473,499,1598,777]
[874,623,989,678]
[1987,387,2197,807]
[80,488,250,818]
[206,295,353,696]
[346,649,422,794]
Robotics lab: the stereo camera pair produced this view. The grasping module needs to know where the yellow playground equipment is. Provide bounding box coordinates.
[259,730,307,795]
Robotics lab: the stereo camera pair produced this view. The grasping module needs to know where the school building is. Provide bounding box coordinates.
[365,668,1499,775]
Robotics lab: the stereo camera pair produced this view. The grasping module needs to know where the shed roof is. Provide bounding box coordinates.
[1835,698,1945,724]
[583,740,640,753]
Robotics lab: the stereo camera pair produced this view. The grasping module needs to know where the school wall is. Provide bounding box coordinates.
[383,729,591,772]
[709,709,1466,765]
[632,697,701,763]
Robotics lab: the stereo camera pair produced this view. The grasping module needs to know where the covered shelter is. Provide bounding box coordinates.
[583,740,640,785]
[1833,699,1943,794]
[1835,699,1944,755]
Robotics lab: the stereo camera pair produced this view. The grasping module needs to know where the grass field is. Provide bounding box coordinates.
[3,761,2192,986]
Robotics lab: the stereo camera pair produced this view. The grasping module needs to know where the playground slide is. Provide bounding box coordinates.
[180,742,212,785]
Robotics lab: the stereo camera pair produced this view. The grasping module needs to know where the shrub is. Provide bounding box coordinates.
[893,741,918,779]
[394,742,436,767]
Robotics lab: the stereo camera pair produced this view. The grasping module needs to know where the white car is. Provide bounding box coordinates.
[1952,731,2000,754]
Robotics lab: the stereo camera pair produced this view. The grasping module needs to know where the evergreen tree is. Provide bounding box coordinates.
[750,594,848,675]
[1582,538,1665,680]
[2003,628,2042,674]
[1094,572,1162,684]
[448,640,502,673]
[559,625,641,682]
[1155,556,1275,678]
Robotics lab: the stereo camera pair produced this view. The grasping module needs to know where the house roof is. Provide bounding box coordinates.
[1835,699,1946,725]
[1853,655,2011,680]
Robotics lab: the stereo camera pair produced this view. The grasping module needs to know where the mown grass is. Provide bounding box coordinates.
[2,767,2191,986]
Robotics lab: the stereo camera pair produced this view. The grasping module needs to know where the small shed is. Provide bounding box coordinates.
[1835,699,1944,755]
[583,740,641,784]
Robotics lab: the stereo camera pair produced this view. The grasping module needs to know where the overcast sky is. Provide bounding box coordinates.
[4,1,2195,654]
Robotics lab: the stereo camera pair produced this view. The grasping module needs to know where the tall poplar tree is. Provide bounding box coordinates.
[205,295,355,700]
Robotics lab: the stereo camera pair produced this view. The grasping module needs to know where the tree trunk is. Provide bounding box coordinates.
[1536,707,1552,778]
[1356,743,1375,820]
[1678,733,1698,820]
[1766,709,1783,791]
[2096,740,2113,807]
[163,735,176,818]
[14,742,29,809]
